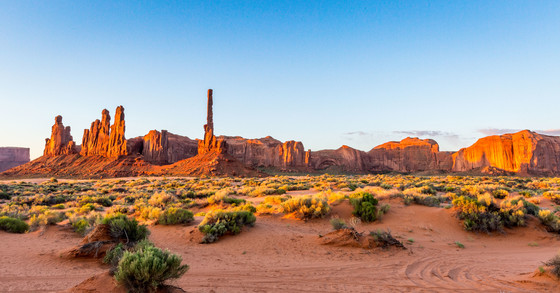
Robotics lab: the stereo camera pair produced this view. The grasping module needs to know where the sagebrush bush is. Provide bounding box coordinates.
[0,216,29,233]
[545,254,560,278]
[198,209,256,243]
[349,192,389,222]
[158,208,193,225]
[452,195,528,233]
[114,243,189,292]
[102,214,149,243]
[281,195,330,220]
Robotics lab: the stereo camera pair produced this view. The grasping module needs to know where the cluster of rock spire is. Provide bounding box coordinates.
[39,89,560,176]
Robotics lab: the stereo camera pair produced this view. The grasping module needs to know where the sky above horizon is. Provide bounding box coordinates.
[1,1,559,159]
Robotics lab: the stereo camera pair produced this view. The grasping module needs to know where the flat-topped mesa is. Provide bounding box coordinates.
[44,115,77,156]
[81,106,128,157]
[452,130,560,174]
[198,89,227,155]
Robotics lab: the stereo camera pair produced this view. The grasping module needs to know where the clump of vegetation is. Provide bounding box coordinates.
[198,209,256,243]
[0,216,29,233]
[349,192,389,222]
[281,195,330,220]
[538,210,560,233]
[492,189,509,199]
[330,217,348,230]
[102,214,149,243]
[158,208,194,225]
[114,241,189,292]
[370,229,406,249]
[544,253,560,278]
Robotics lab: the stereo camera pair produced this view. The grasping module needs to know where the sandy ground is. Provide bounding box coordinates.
[1,199,559,292]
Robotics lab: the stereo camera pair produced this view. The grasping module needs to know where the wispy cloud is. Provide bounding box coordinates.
[478,128,560,136]
[343,131,373,136]
[393,130,459,139]
[477,128,521,135]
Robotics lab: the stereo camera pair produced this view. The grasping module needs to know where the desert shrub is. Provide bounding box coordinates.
[538,210,560,233]
[452,195,528,233]
[136,205,163,221]
[29,211,65,231]
[114,243,189,292]
[330,217,347,230]
[148,191,177,208]
[543,191,560,205]
[281,195,330,220]
[370,229,406,249]
[104,242,126,268]
[545,253,560,278]
[519,190,534,198]
[0,216,29,233]
[0,192,11,200]
[158,208,193,225]
[248,186,286,197]
[492,189,509,199]
[198,209,256,243]
[72,218,90,236]
[321,190,346,205]
[207,192,245,206]
[349,192,388,222]
[102,214,149,243]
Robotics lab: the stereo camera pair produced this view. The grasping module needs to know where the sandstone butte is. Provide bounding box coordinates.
[3,89,560,178]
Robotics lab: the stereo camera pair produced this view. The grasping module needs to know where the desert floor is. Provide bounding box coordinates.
[1,191,559,292]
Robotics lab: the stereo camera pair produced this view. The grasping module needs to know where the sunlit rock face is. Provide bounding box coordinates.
[0,147,30,172]
[81,106,128,157]
[220,136,309,169]
[369,137,453,172]
[44,115,77,156]
[452,130,560,175]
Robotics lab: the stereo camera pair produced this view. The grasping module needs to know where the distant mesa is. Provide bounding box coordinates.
[0,147,30,173]
[3,89,560,178]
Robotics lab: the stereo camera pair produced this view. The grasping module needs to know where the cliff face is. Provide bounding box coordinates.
[140,130,197,164]
[81,106,128,157]
[369,137,452,172]
[0,147,30,172]
[452,130,560,174]
[44,116,77,156]
[309,145,370,172]
[221,136,309,169]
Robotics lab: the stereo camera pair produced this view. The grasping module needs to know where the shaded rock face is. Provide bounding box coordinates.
[140,130,197,164]
[220,136,309,169]
[452,130,560,174]
[198,89,227,155]
[81,106,128,157]
[309,145,370,172]
[44,116,77,156]
[369,137,452,172]
[0,147,30,172]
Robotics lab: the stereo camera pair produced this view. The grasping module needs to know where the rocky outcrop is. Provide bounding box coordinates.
[309,145,370,172]
[140,130,197,164]
[44,116,77,156]
[81,106,128,157]
[0,147,30,172]
[221,136,309,169]
[198,89,226,155]
[452,130,560,175]
[369,137,453,172]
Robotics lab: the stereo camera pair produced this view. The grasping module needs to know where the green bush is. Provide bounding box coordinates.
[452,195,527,233]
[349,192,388,222]
[102,214,149,243]
[114,243,188,292]
[492,189,509,199]
[158,208,194,225]
[198,209,256,243]
[281,195,330,220]
[72,218,90,236]
[0,216,29,233]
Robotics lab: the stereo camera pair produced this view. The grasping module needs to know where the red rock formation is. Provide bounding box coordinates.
[81,106,128,157]
[140,130,197,164]
[221,136,309,169]
[107,106,127,157]
[369,137,452,172]
[309,145,370,172]
[0,147,30,172]
[198,89,226,155]
[44,116,77,156]
[452,130,560,174]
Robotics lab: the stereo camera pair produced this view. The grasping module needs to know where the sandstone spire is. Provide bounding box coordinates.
[44,115,77,156]
[198,89,226,155]
[107,106,127,157]
[81,106,128,157]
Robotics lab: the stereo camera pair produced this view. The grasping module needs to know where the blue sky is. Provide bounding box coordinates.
[1,1,559,159]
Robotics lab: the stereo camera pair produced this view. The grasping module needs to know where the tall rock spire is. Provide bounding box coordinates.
[44,115,77,156]
[198,89,226,155]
